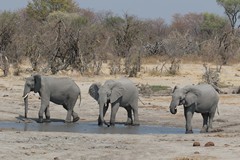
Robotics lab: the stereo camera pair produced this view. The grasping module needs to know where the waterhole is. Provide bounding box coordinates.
[0,121,199,134]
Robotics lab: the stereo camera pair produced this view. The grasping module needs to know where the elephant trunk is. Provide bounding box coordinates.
[169,101,178,114]
[99,102,110,127]
[23,85,30,118]
[24,96,28,118]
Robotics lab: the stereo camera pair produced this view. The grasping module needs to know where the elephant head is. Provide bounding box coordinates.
[169,85,198,114]
[88,80,124,126]
[23,74,41,118]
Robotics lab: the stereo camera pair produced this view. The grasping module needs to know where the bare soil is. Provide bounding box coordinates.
[0,63,240,160]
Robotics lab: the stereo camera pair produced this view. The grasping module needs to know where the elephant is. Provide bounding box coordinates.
[23,74,81,123]
[88,78,140,127]
[169,84,219,134]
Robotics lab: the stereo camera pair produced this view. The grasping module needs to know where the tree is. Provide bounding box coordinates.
[216,0,240,33]
[171,13,204,36]
[0,11,18,76]
[26,0,78,21]
[162,31,199,75]
[0,11,17,51]
[104,14,143,76]
[200,13,228,36]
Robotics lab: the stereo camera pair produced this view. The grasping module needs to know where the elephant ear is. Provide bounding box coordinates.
[33,75,41,93]
[184,92,198,107]
[88,83,101,101]
[110,82,124,103]
[172,85,179,93]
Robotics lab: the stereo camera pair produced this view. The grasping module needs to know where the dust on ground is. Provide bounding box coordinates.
[0,63,240,160]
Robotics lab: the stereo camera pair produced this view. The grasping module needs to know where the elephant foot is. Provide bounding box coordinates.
[98,121,103,126]
[98,121,110,127]
[124,120,132,126]
[45,116,51,123]
[110,122,115,126]
[207,128,214,133]
[73,117,80,123]
[64,119,72,123]
[37,116,43,123]
[185,130,193,134]
[200,128,207,133]
[132,123,140,126]
[45,119,51,123]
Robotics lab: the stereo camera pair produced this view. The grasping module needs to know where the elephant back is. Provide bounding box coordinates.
[118,78,139,99]
[194,84,219,104]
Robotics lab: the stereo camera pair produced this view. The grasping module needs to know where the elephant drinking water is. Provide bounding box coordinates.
[23,75,81,123]
[88,78,140,127]
[169,84,219,134]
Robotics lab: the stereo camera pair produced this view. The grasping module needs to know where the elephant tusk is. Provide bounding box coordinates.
[104,121,110,127]
[23,93,29,99]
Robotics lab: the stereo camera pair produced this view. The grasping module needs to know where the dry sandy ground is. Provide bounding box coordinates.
[0,63,240,160]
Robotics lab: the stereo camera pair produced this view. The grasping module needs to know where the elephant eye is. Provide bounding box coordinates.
[180,97,183,100]
[179,97,184,102]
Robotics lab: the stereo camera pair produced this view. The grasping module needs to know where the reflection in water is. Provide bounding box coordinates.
[0,121,199,134]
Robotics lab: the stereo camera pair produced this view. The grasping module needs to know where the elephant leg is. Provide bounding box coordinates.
[125,107,133,125]
[98,104,109,126]
[64,97,79,123]
[208,111,216,132]
[132,105,140,126]
[65,109,73,123]
[184,107,194,134]
[72,111,79,123]
[200,113,209,133]
[44,105,51,123]
[70,97,79,122]
[38,98,50,123]
[110,103,120,126]
[63,104,72,123]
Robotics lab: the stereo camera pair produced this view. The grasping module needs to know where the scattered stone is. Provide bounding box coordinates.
[24,153,30,156]
[224,144,230,147]
[194,151,200,154]
[54,157,60,160]
[204,141,215,147]
[210,128,224,133]
[193,141,200,147]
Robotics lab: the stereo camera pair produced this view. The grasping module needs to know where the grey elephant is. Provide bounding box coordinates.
[88,78,140,126]
[23,74,81,123]
[169,84,219,134]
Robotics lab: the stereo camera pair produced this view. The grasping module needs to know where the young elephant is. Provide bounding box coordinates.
[23,75,81,123]
[88,78,140,127]
[169,84,219,134]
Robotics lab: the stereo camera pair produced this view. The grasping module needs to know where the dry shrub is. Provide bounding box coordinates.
[142,56,160,64]
[148,66,162,76]
[161,31,196,75]
[0,53,9,76]
[202,63,220,86]
[109,58,122,75]
[201,63,225,93]
[138,83,153,97]
[200,38,221,63]
[138,83,171,97]
[200,32,240,65]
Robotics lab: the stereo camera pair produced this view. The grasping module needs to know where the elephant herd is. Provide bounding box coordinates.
[22,74,219,134]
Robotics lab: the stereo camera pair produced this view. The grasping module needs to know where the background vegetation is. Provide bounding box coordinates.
[1,0,240,81]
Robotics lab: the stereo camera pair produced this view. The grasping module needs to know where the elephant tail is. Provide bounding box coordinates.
[217,105,219,115]
[78,92,81,108]
[138,97,145,105]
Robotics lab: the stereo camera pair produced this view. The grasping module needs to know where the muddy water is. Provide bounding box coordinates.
[0,121,200,134]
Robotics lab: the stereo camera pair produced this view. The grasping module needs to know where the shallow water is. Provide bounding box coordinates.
[0,121,200,134]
